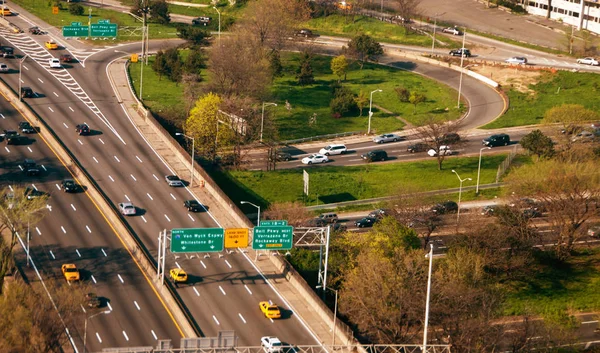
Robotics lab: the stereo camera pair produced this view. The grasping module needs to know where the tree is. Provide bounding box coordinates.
[164,47,182,82]
[176,25,210,46]
[505,159,600,260]
[354,90,368,116]
[395,86,410,103]
[414,117,461,170]
[344,34,384,69]
[149,0,170,24]
[184,93,222,160]
[520,129,555,159]
[393,0,420,25]
[408,92,426,113]
[330,86,357,117]
[182,73,203,114]
[543,104,600,127]
[330,54,348,82]
[68,3,84,15]
[268,50,284,78]
[152,50,169,80]
[183,46,204,76]
[391,190,445,249]
[263,202,313,227]
[297,52,315,85]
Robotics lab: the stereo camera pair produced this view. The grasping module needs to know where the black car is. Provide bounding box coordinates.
[522,208,542,219]
[481,205,499,216]
[29,26,43,35]
[6,135,27,145]
[76,123,90,135]
[449,48,471,57]
[86,293,101,308]
[23,159,40,176]
[19,121,35,134]
[296,29,314,38]
[61,179,79,193]
[25,187,48,200]
[276,151,292,161]
[483,133,510,147]
[0,46,14,58]
[192,16,211,25]
[437,133,461,144]
[361,149,388,162]
[355,217,378,228]
[407,143,430,153]
[184,199,203,212]
[332,222,347,233]
[431,201,459,214]
[3,129,19,139]
[60,54,75,63]
[20,86,34,98]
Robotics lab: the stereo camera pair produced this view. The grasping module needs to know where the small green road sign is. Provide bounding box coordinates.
[63,25,89,37]
[98,19,110,24]
[91,22,117,37]
[260,220,288,226]
[171,228,224,253]
[252,226,294,250]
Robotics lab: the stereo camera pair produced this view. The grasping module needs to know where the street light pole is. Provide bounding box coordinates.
[176,133,195,188]
[456,28,472,109]
[476,147,491,195]
[452,170,472,223]
[213,7,221,43]
[19,54,28,102]
[83,310,111,353]
[316,285,338,346]
[260,102,277,142]
[423,243,434,353]
[240,201,261,226]
[430,12,445,56]
[367,89,382,134]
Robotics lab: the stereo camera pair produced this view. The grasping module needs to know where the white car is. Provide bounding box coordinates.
[0,63,7,73]
[118,202,136,216]
[373,133,402,144]
[261,336,283,353]
[319,144,347,155]
[441,27,462,35]
[505,56,527,65]
[49,58,61,68]
[577,57,599,66]
[301,153,328,165]
[165,175,184,187]
[427,145,452,157]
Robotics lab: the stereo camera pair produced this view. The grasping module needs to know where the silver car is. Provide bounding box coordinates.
[301,153,328,165]
[505,56,527,65]
[118,202,136,216]
[165,175,184,187]
[373,133,402,144]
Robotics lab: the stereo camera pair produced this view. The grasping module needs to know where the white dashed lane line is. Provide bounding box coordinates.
[153,174,159,181]
[239,313,247,324]
[193,288,200,296]
[69,106,74,112]
[134,301,140,311]
[108,175,114,182]
[244,285,252,295]
[117,274,124,283]
[63,123,68,129]
[101,249,107,257]
[93,157,99,163]
[130,174,136,181]
[96,333,103,343]
[147,193,153,200]
[61,226,66,234]
[53,92,58,97]
[114,156,120,163]
[136,156,143,163]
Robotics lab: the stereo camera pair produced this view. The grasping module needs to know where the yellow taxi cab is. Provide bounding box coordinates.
[259,301,281,319]
[45,40,58,50]
[169,268,187,283]
[61,264,80,282]
[1,7,12,16]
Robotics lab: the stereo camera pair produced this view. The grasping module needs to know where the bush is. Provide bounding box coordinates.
[495,0,526,13]
[330,86,358,117]
[68,3,84,16]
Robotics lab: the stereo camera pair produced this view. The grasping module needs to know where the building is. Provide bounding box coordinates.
[520,0,600,34]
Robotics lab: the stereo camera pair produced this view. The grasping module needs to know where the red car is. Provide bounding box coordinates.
[60,54,74,63]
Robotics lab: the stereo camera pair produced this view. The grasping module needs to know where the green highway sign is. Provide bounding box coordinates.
[252,226,294,250]
[63,24,89,37]
[260,220,288,226]
[91,22,117,37]
[171,228,224,253]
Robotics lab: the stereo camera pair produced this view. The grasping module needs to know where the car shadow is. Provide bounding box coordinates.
[134,207,147,216]
[88,130,103,136]
[184,274,203,286]
[278,307,294,320]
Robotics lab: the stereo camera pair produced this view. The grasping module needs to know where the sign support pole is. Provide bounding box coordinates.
[161,229,167,285]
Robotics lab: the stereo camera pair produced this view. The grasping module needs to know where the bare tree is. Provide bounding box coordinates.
[389,190,444,249]
[263,202,314,227]
[394,0,420,23]
[414,117,461,170]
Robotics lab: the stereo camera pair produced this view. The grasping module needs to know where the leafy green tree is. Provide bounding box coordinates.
[68,3,84,15]
[185,93,222,160]
[296,52,314,85]
[149,0,170,24]
[269,50,283,78]
[183,47,204,76]
[152,50,169,80]
[409,92,426,113]
[354,90,368,116]
[395,86,410,102]
[345,34,384,69]
[330,54,348,82]
[520,129,555,159]
[176,26,210,46]
[164,47,182,82]
[330,86,357,117]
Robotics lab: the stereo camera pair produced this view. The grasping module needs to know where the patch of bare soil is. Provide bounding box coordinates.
[471,65,547,94]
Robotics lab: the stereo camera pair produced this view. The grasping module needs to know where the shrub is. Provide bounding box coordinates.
[69,3,84,16]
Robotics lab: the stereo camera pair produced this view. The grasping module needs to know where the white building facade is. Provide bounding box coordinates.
[520,0,600,34]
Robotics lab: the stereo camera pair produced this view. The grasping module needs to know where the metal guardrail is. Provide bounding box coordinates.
[282,131,364,145]
[99,344,452,353]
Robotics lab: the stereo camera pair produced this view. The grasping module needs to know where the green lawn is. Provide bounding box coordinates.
[210,155,506,208]
[273,53,460,140]
[305,15,459,47]
[483,71,600,129]
[11,0,178,42]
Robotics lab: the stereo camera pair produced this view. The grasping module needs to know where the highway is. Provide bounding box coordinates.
[0,18,319,351]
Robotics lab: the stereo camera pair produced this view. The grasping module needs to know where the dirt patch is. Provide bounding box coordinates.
[471,65,547,94]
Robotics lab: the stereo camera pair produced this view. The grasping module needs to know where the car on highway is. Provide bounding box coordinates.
[431,201,458,214]
[332,222,347,233]
[184,199,203,212]
[588,225,600,237]
[577,57,599,65]
[319,144,347,156]
[407,142,430,153]
[361,149,388,162]
[449,48,471,57]
[442,27,462,35]
[86,293,101,308]
[169,268,188,284]
[48,58,61,69]
[118,202,136,216]
[19,121,35,134]
[373,133,402,144]
[437,132,461,144]
[427,145,452,156]
[20,86,34,98]
[0,46,13,58]
[1,7,12,16]
[483,133,510,147]
[25,187,48,200]
[45,40,58,50]
[76,123,90,135]
[165,175,184,187]
[505,56,528,65]
[571,130,597,142]
[60,54,74,63]
[355,216,378,228]
[318,212,338,223]
[261,336,283,353]
[481,205,500,216]
[368,208,390,219]
[192,16,211,25]
[29,26,42,35]
[23,159,40,176]
[259,301,281,319]
[295,28,315,37]
[301,153,328,165]
[276,151,292,161]
[61,179,79,193]
[61,264,80,282]
[522,208,542,219]
[6,135,27,145]
[0,63,7,73]
[2,130,19,140]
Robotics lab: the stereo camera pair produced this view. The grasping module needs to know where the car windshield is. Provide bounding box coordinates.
[65,268,77,273]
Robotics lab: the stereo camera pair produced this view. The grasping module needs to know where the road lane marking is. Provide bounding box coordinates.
[125,195,130,201]
[49,250,55,259]
[147,193,153,200]
[93,156,99,163]
[46,204,52,212]
[78,139,83,145]
[41,165,47,171]
[193,287,200,296]
[35,227,41,235]
[18,165,23,171]
[170,193,176,200]
[188,214,195,221]
[225,260,232,269]
[244,285,252,295]
[582,320,599,324]
[134,301,141,310]
[69,106,74,112]
[23,65,29,71]
[114,155,120,162]
[151,330,158,340]
[130,174,137,181]
[61,226,66,234]
[213,316,220,325]
[71,204,76,211]
[107,303,112,311]
[8,185,12,191]
[164,214,171,222]
[108,175,114,182]
[31,184,38,190]
[53,92,58,97]
[86,225,91,233]
[200,261,206,269]
[101,249,107,257]
[239,313,247,324]
[27,147,33,153]
[136,156,143,163]
[0,113,4,119]
[38,78,44,83]
[153,174,159,181]
[80,304,86,313]
[96,333,102,343]
[99,138,105,144]
[91,275,97,284]
[55,184,61,190]
[175,262,181,269]
[141,216,147,223]
[219,286,226,295]
[118,274,124,283]
[63,123,68,129]
[4,146,9,153]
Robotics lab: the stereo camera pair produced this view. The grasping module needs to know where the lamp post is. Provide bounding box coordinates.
[260,102,277,142]
[316,285,338,346]
[240,201,260,226]
[367,89,382,134]
[430,12,446,56]
[83,310,111,353]
[213,7,221,43]
[476,147,491,195]
[18,54,28,102]
[457,63,477,109]
[176,133,195,188]
[452,170,472,223]
[423,243,434,353]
